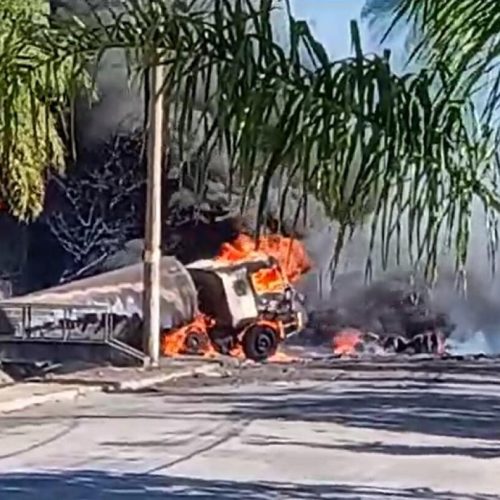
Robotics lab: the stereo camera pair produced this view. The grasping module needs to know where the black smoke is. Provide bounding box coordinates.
[299,272,454,349]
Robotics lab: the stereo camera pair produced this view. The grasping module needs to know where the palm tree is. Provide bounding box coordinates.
[365,0,500,122]
[0,0,91,220]
[363,0,500,275]
[6,0,499,276]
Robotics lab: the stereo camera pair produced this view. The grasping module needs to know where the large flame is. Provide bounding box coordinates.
[161,233,310,359]
[216,234,311,283]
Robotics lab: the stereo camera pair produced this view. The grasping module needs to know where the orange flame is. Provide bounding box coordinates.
[161,314,218,358]
[161,232,310,360]
[251,266,286,294]
[332,328,363,356]
[268,351,299,363]
[216,234,311,283]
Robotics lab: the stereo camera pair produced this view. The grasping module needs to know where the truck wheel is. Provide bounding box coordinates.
[184,330,209,355]
[242,324,279,361]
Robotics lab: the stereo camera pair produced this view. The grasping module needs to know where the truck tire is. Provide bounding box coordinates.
[241,324,278,361]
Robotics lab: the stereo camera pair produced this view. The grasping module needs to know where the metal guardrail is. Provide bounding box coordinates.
[0,302,112,342]
[0,302,145,363]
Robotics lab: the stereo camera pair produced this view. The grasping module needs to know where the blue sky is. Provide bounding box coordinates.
[288,1,410,70]
[290,0,373,58]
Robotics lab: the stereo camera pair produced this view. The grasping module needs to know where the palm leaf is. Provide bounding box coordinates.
[0,0,92,219]
[18,0,500,277]
[376,0,500,122]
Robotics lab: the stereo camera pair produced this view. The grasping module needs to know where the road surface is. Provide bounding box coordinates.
[0,359,500,499]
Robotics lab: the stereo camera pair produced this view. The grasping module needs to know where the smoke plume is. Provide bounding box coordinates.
[293,1,500,354]
[58,0,500,354]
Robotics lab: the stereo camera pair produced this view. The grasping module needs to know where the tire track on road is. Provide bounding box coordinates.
[146,418,252,473]
[146,378,335,473]
[0,419,79,462]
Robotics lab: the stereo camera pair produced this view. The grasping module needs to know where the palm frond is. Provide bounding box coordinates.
[0,0,92,219]
[383,0,500,122]
[24,0,500,276]
[361,0,421,68]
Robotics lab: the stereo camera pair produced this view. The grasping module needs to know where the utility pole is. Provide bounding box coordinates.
[143,63,164,367]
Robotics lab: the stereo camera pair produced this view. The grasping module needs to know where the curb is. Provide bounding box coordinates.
[0,368,14,387]
[0,385,101,414]
[0,363,222,414]
[105,363,223,392]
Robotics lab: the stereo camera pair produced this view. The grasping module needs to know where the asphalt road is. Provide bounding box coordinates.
[0,360,500,499]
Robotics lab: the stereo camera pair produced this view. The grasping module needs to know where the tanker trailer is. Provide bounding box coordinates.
[0,256,198,363]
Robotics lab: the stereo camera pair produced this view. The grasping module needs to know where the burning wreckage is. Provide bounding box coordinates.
[0,232,451,362]
[0,234,309,362]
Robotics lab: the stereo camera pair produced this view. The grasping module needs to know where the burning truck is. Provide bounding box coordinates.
[164,234,310,360]
[0,233,311,363]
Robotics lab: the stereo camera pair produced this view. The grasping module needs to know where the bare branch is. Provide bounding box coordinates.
[44,131,145,281]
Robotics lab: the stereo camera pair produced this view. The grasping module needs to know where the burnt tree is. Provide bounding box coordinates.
[44,132,146,283]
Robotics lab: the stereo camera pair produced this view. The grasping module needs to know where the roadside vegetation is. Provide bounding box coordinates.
[1,0,498,277]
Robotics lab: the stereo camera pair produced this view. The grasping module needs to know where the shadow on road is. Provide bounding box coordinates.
[138,382,500,444]
[0,470,498,500]
[245,437,500,459]
[146,379,500,444]
[165,384,500,442]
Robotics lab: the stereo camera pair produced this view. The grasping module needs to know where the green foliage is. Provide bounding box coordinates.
[9,0,500,276]
[368,0,500,276]
[0,0,90,219]
[385,1,500,122]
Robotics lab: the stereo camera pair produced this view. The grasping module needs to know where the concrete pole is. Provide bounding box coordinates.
[143,63,164,367]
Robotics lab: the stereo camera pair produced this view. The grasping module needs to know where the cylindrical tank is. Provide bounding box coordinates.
[2,256,198,330]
